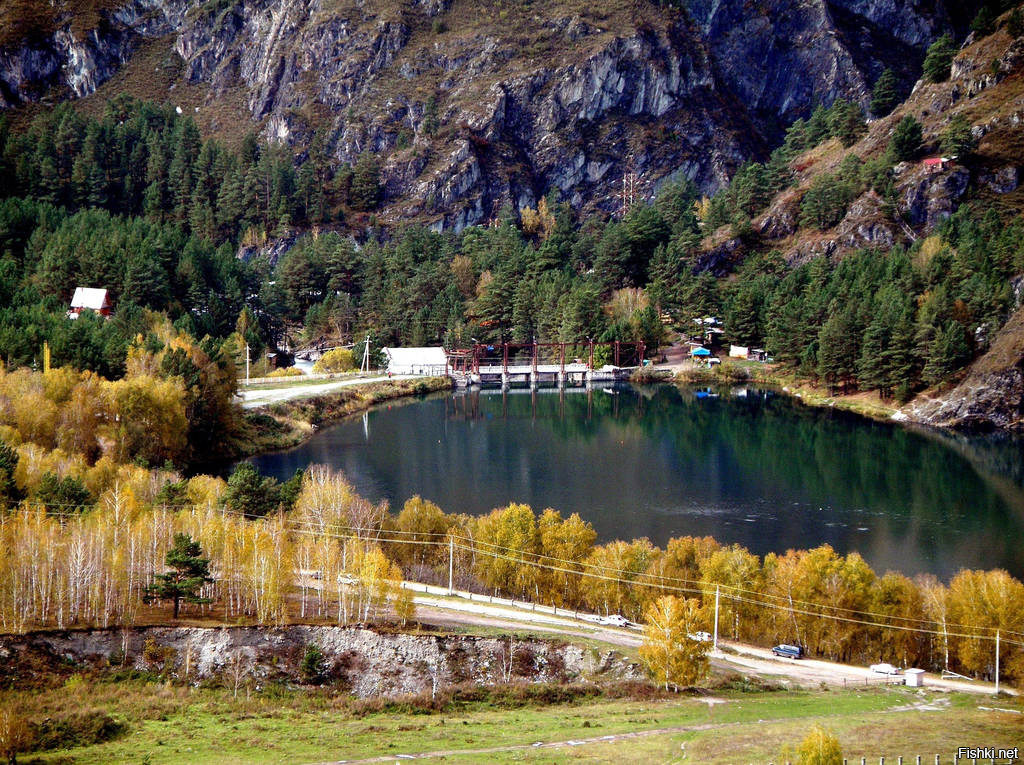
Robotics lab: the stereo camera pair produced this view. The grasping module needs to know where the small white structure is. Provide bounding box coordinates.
[382,347,448,376]
[904,668,925,687]
[68,288,112,319]
[729,345,749,359]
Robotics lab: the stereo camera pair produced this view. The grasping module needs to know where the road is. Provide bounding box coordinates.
[398,582,1009,696]
[238,374,423,408]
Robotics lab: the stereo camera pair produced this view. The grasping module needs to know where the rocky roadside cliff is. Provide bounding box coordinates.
[0,0,977,229]
[0,625,643,697]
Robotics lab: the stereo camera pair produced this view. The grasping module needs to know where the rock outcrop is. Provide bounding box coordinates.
[903,305,1024,433]
[0,625,643,697]
[0,0,975,229]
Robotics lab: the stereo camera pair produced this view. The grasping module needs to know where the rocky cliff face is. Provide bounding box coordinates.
[686,0,952,136]
[0,0,973,229]
[0,625,643,697]
[903,303,1024,433]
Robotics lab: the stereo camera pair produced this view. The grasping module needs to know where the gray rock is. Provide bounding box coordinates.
[980,166,1020,194]
[0,625,644,698]
[899,164,969,228]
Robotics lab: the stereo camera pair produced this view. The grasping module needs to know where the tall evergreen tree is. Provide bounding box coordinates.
[144,533,214,618]
[870,68,899,117]
[922,34,956,83]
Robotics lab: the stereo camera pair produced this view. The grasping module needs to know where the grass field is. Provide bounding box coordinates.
[7,674,1022,764]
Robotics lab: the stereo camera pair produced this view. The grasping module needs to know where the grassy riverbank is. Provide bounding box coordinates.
[236,377,451,456]
[665,360,901,422]
[8,672,1021,764]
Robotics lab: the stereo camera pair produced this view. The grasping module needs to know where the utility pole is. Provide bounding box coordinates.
[995,630,1000,695]
[245,343,250,384]
[448,537,454,595]
[361,334,371,373]
[713,584,720,651]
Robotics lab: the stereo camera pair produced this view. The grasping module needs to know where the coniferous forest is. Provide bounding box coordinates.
[2,92,1022,412]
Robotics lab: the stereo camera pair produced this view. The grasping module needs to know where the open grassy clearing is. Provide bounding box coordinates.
[8,678,1022,764]
[240,374,369,391]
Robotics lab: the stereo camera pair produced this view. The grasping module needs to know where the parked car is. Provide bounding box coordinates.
[688,631,712,643]
[870,662,901,675]
[600,614,629,627]
[772,644,803,659]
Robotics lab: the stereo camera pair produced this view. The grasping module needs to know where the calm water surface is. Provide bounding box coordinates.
[248,385,1024,580]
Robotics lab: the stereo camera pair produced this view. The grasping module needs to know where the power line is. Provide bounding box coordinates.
[6,508,1024,642]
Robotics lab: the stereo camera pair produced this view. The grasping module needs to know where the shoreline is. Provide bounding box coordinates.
[235,376,452,457]
[650,360,902,423]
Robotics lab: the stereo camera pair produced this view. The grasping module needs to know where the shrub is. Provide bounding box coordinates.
[795,725,843,764]
[267,367,304,378]
[301,644,327,684]
[31,711,127,751]
[312,348,356,373]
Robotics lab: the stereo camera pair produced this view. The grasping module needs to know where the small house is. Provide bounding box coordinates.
[922,157,950,173]
[68,288,112,320]
[382,347,449,376]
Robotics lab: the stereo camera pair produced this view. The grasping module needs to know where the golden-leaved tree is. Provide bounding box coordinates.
[639,595,708,690]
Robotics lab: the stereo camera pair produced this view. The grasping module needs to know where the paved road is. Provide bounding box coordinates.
[238,374,423,408]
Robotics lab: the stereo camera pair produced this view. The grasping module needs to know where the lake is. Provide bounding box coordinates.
[247,385,1024,580]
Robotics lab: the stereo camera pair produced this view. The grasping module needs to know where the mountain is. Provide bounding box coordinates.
[0,0,978,230]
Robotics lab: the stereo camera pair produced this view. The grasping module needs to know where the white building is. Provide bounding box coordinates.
[382,347,449,376]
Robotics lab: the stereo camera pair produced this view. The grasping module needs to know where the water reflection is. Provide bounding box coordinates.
[247,385,1024,580]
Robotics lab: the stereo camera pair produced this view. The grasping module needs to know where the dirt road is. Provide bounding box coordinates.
[238,375,421,408]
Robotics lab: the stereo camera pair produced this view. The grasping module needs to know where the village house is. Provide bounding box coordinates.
[67,288,112,320]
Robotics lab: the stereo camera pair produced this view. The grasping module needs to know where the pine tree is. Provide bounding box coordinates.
[922,321,969,386]
[940,115,976,158]
[350,153,381,212]
[870,68,899,117]
[970,7,996,37]
[922,34,955,84]
[889,116,923,161]
[856,315,891,394]
[145,533,213,619]
[830,101,866,147]
[0,441,20,507]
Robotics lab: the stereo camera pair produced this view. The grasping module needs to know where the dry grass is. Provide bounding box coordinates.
[0,0,125,49]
